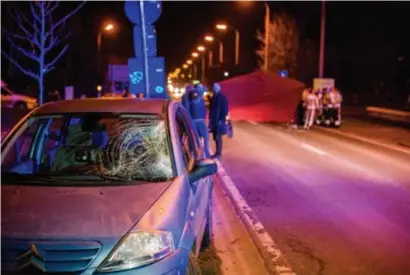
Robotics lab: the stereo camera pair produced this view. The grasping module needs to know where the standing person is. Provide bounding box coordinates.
[315,89,324,125]
[189,83,211,157]
[209,83,229,159]
[304,88,318,129]
[331,88,343,127]
[181,84,194,111]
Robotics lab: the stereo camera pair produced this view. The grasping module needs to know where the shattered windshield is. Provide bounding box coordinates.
[1,113,174,183]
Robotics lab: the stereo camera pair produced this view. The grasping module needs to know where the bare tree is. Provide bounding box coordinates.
[1,1,85,104]
[256,13,300,77]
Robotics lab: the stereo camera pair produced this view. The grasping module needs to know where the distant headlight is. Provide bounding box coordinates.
[97,231,174,272]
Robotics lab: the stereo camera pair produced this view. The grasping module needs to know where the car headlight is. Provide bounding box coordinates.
[97,231,175,272]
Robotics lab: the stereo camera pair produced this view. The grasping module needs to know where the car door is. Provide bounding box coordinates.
[175,107,212,240]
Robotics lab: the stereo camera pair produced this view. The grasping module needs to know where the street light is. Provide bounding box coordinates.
[183,64,188,69]
[204,35,214,42]
[216,24,228,30]
[187,59,193,65]
[237,1,269,70]
[97,22,115,52]
[204,34,223,65]
[197,45,205,52]
[192,52,199,58]
[97,22,116,95]
[215,22,240,65]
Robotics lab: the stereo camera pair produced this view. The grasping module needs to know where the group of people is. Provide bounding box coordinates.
[181,82,229,160]
[297,87,343,129]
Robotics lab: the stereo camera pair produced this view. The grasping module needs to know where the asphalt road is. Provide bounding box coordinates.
[220,121,410,275]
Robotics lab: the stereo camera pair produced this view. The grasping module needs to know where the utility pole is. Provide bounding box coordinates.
[318,0,326,78]
[264,3,270,71]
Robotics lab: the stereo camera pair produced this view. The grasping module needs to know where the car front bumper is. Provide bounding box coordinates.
[80,248,190,275]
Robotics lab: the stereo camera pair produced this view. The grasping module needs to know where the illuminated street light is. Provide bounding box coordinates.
[224,71,229,77]
[104,23,114,31]
[197,45,205,52]
[183,64,188,69]
[187,60,193,65]
[192,52,199,58]
[204,35,214,42]
[98,22,115,51]
[216,23,228,30]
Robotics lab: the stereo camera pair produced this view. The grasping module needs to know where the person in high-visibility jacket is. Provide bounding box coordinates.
[304,89,319,129]
[330,88,343,126]
[315,89,324,125]
[322,88,333,126]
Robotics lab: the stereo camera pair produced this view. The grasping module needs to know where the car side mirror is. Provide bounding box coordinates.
[188,159,217,183]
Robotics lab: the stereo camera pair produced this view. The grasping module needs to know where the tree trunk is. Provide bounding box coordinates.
[38,3,46,105]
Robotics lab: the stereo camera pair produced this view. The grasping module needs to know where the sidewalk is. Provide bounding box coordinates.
[206,178,269,275]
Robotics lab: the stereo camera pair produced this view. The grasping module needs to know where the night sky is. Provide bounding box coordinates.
[1,1,409,101]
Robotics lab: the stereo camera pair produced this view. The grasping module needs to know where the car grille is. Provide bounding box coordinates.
[2,240,101,274]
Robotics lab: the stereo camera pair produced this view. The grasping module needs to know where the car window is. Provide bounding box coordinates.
[176,108,197,171]
[1,113,174,184]
[2,119,40,169]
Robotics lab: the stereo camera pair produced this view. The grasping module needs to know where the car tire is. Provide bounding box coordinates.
[200,195,212,250]
[15,102,28,113]
[186,251,202,275]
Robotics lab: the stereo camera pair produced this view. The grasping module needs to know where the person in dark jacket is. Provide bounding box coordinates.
[181,84,194,111]
[209,83,229,159]
[187,83,211,157]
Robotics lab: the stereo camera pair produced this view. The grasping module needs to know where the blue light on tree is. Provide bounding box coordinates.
[129,71,144,84]
[155,85,164,93]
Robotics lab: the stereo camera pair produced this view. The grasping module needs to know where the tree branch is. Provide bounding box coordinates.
[45,44,69,73]
[47,1,85,40]
[6,37,39,62]
[1,50,39,80]
[30,2,41,23]
[9,10,40,47]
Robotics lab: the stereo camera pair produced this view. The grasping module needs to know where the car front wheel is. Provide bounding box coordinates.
[200,195,212,250]
[186,251,202,275]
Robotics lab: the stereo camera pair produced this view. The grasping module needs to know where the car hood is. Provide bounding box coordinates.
[1,181,171,238]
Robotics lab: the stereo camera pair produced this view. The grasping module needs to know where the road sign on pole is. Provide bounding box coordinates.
[125,0,168,99]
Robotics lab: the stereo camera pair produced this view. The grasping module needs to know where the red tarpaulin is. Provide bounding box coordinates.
[219,71,305,123]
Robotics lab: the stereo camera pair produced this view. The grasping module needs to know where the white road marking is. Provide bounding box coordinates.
[215,160,297,275]
[301,143,327,156]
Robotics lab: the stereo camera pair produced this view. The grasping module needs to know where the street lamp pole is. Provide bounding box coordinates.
[264,3,270,71]
[234,30,240,65]
[219,41,224,64]
[208,51,213,67]
[318,0,326,78]
[201,56,206,82]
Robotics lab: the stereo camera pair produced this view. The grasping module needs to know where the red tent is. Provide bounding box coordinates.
[219,71,305,123]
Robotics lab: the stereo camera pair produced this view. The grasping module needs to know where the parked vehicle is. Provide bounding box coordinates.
[1,98,216,275]
[1,81,37,111]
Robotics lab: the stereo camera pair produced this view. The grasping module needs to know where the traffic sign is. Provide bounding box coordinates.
[125,0,162,26]
[128,57,168,99]
[132,25,157,57]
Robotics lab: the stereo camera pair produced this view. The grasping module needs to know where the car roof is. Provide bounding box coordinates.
[33,98,170,116]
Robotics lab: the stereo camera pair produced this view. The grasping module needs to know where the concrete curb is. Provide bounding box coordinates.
[214,161,297,275]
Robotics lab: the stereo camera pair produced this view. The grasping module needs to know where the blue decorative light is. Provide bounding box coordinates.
[129,71,144,84]
[278,70,288,78]
[155,85,164,93]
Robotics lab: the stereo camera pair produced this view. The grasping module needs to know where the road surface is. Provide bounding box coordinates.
[220,120,410,275]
